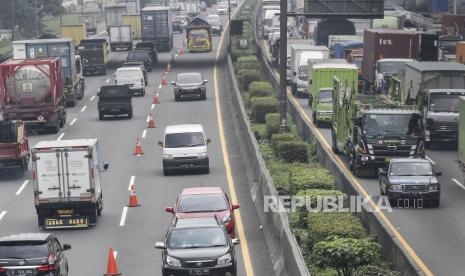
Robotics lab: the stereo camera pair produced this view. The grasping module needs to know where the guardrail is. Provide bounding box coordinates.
[0,51,12,63]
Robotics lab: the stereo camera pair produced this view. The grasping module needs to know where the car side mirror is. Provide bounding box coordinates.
[204,80,208,84]
[231,238,240,246]
[165,207,174,213]
[100,162,109,172]
[232,204,240,210]
[158,141,164,147]
[435,171,442,176]
[154,242,166,249]
[378,168,386,176]
[206,138,211,144]
[62,244,71,251]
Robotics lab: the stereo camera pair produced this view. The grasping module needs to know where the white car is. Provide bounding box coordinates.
[115,67,146,96]
[217,4,228,14]
[207,14,223,35]
[159,124,211,175]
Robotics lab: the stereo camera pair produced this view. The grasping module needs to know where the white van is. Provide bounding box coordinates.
[159,124,210,175]
[263,9,280,38]
[115,67,146,96]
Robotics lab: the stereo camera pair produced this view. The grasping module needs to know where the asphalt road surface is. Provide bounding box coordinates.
[0,5,275,276]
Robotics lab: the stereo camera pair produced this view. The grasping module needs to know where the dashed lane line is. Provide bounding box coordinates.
[16,180,29,196]
[425,156,436,165]
[80,106,87,112]
[158,84,162,89]
[70,118,77,126]
[452,178,465,190]
[57,133,65,141]
[142,129,147,139]
[105,78,111,83]
[119,207,128,226]
[151,104,155,110]
[0,211,6,222]
[90,96,96,101]
[128,176,135,191]
[146,115,150,123]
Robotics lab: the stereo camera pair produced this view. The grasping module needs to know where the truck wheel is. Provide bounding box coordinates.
[37,215,44,228]
[430,198,440,208]
[99,112,104,121]
[141,89,146,96]
[201,93,206,100]
[128,110,133,119]
[163,169,169,176]
[50,122,60,134]
[425,141,432,149]
[90,207,98,225]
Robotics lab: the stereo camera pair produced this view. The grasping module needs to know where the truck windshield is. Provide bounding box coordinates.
[439,40,458,54]
[318,90,332,103]
[363,113,422,136]
[165,132,205,148]
[190,30,208,39]
[377,62,406,76]
[298,66,308,81]
[353,57,362,68]
[390,162,433,176]
[429,93,462,112]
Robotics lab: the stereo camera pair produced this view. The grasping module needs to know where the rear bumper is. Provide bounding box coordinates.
[83,64,106,74]
[0,158,26,169]
[98,105,131,115]
[3,109,61,130]
[36,200,98,228]
[163,157,209,171]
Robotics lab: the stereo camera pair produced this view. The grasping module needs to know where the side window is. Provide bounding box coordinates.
[54,239,63,252]
[48,240,57,255]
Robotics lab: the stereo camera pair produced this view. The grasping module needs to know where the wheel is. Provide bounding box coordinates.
[22,157,29,171]
[128,110,133,119]
[99,112,104,120]
[163,169,169,176]
[425,141,432,149]
[59,118,64,128]
[291,84,297,95]
[201,93,206,100]
[430,198,440,208]
[37,214,44,228]
[97,198,103,216]
[90,206,98,225]
[141,89,146,96]
[312,111,317,124]
[50,122,60,134]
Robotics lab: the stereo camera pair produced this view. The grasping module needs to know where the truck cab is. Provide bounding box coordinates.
[375,58,414,93]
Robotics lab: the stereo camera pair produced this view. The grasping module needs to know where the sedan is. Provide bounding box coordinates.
[165,187,240,238]
[217,4,229,14]
[379,158,441,207]
[171,72,208,101]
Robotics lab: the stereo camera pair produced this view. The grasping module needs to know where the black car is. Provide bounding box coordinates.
[155,216,239,276]
[122,62,148,84]
[135,42,158,64]
[379,158,441,207]
[172,20,183,33]
[127,50,153,72]
[97,85,133,120]
[0,233,71,276]
[171,73,208,101]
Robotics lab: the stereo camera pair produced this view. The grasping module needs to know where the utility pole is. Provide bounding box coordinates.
[60,0,63,28]
[278,0,288,131]
[228,0,232,53]
[34,0,39,38]
[11,0,15,41]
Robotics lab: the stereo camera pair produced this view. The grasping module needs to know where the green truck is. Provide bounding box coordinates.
[309,63,358,126]
[331,78,425,176]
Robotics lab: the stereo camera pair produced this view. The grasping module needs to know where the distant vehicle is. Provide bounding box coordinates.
[172,19,184,33]
[185,1,200,17]
[32,139,109,229]
[186,18,212,52]
[314,18,356,47]
[262,9,280,38]
[78,39,109,75]
[135,42,158,64]
[174,15,189,28]
[159,124,211,175]
[379,158,441,207]
[141,6,173,51]
[200,1,207,11]
[127,50,153,71]
[0,233,71,275]
[98,85,133,120]
[115,67,146,96]
[230,0,238,7]
[165,187,240,238]
[207,15,223,35]
[154,216,240,275]
[171,72,208,101]
[217,3,228,14]
[122,62,148,83]
[0,121,30,171]
[109,25,133,51]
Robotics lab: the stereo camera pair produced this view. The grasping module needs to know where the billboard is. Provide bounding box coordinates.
[304,0,384,18]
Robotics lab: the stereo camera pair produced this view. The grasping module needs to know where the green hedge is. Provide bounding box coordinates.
[265,113,291,139]
[290,164,336,190]
[250,97,278,123]
[249,81,274,98]
[236,56,260,72]
[275,141,309,163]
[252,123,267,141]
[307,213,366,247]
[271,132,301,150]
[238,69,261,91]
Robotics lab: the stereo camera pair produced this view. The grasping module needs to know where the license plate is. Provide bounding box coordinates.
[110,108,120,112]
[189,268,210,275]
[45,217,89,227]
[180,164,194,168]
[11,269,34,276]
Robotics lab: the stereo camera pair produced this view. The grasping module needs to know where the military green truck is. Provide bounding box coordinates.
[309,63,357,127]
[331,77,425,176]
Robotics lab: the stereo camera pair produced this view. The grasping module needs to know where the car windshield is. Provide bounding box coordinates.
[165,132,205,148]
[390,162,433,176]
[177,74,202,84]
[169,227,227,249]
[128,52,148,60]
[429,93,463,112]
[439,40,458,53]
[117,70,140,78]
[100,86,130,97]
[377,61,406,75]
[363,113,422,136]
[178,194,228,212]
[0,242,49,259]
[298,66,308,81]
[319,90,332,103]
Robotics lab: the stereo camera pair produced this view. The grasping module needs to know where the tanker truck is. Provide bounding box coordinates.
[0,58,67,134]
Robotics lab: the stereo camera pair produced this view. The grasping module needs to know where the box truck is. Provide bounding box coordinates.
[141,6,173,51]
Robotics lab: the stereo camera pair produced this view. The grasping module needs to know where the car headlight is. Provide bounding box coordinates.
[163,154,174,160]
[217,253,232,265]
[167,255,181,267]
[391,184,402,191]
[198,152,208,158]
[429,183,439,191]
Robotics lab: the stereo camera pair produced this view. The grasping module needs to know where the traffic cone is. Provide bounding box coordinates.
[166,63,172,72]
[153,93,160,104]
[148,113,156,128]
[179,47,184,55]
[162,74,168,86]
[134,137,144,155]
[128,184,141,207]
[104,248,121,276]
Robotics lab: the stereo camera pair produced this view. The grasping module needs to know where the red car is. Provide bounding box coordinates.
[165,187,240,238]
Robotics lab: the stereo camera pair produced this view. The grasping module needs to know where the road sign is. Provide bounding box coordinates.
[304,0,384,18]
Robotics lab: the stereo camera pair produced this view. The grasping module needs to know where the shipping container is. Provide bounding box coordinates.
[314,18,356,47]
[457,41,465,63]
[105,5,127,27]
[334,41,363,59]
[442,14,465,37]
[116,0,137,13]
[61,24,87,47]
[419,33,439,61]
[140,0,168,9]
[123,14,142,40]
[109,26,133,50]
[141,6,173,51]
[459,96,465,166]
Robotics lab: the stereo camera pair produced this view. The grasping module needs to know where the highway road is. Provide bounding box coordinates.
[0,5,275,276]
[261,37,465,275]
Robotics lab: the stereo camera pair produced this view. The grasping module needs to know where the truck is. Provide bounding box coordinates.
[290,45,329,97]
[331,78,424,176]
[362,29,419,93]
[346,48,364,91]
[185,1,200,18]
[397,62,465,148]
[0,121,30,171]
[442,14,465,37]
[419,33,439,61]
[334,40,363,59]
[314,18,356,47]
[105,5,127,29]
[0,58,67,133]
[78,39,109,75]
[372,16,401,29]
[61,24,87,47]
[327,35,360,56]
[109,25,133,51]
[32,139,108,229]
[186,17,212,52]
[12,38,85,107]
[80,14,97,34]
[141,6,173,52]
[122,14,142,40]
[459,97,465,171]
[309,63,357,126]
[438,35,462,62]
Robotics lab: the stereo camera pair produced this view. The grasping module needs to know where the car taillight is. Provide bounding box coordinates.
[37,264,55,271]
[0,267,7,272]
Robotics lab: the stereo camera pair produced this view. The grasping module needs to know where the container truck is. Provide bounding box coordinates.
[61,24,87,47]
[327,35,360,56]
[32,139,109,229]
[105,5,127,28]
[0,58,67,133]
[334,41,363,59]
[438,35,462,61]
[186,17,212,52]
[362,29,419,93]
[141,6,173,51]
[314,18,356,47]
[331,78,424,176]
[78,39,109,75]
[185,1,200,18]
[122,14,142,40]
[109,25,133,51]
[442,14,465,37]
[12,38,85,106]
[80,14,97,34]
[0,121,30,171]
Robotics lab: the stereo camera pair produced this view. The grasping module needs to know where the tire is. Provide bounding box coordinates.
[201,93,206,100]
[163,169,169,176]
[59,118,65,128]
[90,206,98,225]
[22,157,29,171]
[50,122,60,134]
[141,89,146,96]
[430,198,440,208]
[291,84,297,95]
[128,110,133,119]
[425,141,432,149]
[99,112,104,121]
[37,214,44,228]
[97,198,103,216]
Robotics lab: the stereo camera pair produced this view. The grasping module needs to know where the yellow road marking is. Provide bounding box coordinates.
[213,5,255,276]
[268,60,433,275]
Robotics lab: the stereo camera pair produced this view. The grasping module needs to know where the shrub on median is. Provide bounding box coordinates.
[275,140,309,163]
[238,69,262,91]
[249,81,274,98]
[271,132,301,150]
[250,96,278,123]
[290,164,335,191]
[236,56,260,72]
[252,123,267,141]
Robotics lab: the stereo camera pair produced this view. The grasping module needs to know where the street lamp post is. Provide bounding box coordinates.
[228,0,232,53]
[11,0,15,41]
[278,0,288,131]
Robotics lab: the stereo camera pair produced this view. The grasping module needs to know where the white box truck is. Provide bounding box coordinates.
[32,139,109,229]
[109,25,133,51]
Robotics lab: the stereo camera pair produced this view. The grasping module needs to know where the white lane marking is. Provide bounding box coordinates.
[16,180,29,196]
[175,53,178,57]
[158,84,162,89]
[142,129,147,139]
[69,118,77,126]
[128,176,135,191]
[89,30,107,39]
[146,115,150,123]
[119,207,128,226]
[57,133,65,141]
[90,95,96,101]
[106,78,111,83]
[425,156,436,165]
[151,104,155,110]
[452,178,465,190]
[0,211,6,222]
[80,106,87,112]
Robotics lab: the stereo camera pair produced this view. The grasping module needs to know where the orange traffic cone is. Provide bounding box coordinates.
[134,137,144,155]
[166,63,172,72]
[104,248,121,276]
[153,93,160,104]
[162,74,168,85]
[178,47,184,55]
[128,184,141,207]
[148,113,156,128]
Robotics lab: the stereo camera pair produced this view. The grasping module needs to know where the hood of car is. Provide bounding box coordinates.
[167,246,230,260]
[388,176,436,185]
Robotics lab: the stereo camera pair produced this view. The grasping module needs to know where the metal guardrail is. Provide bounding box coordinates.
[0,51,13,63]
